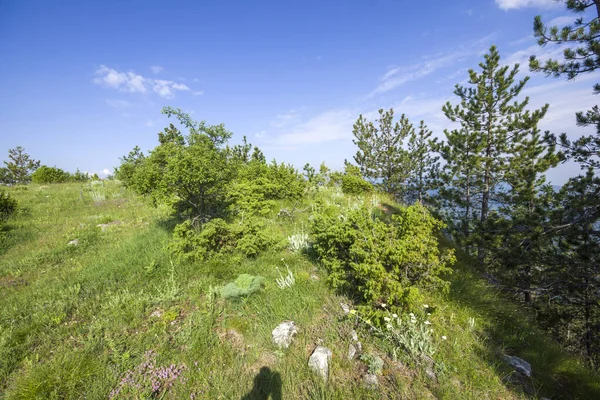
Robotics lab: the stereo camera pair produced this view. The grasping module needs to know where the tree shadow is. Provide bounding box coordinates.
[445,257,600,399]
[241,367,282,400]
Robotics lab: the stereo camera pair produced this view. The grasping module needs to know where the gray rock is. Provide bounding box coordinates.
[340,302,350,314]
[272,321,297,349]
[67,239,79,246]
[503,355,532,378]
[350,329,359,342]
[356,341,363,353]
[363,373,378,389]
[425,366,437,381]
[348,343,357,360]
[308,346,332,381]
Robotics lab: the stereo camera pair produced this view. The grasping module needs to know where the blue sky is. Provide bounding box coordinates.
[0,0,596,184]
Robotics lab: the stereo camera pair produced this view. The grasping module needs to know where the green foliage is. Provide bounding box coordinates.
[405,121,439,204]
[31,165,70,184]
[70,169,90,182]
[220,274,265,299]
[439,45,549,258]
[352,108,411,195]
[340,164,372,195]
[1,146,40,185]
[0,190,17,221]
[530,2,600,169]
[228,159,306,216]
[311,203,455,313]
[360,353,384,375]
[169,217,276,262]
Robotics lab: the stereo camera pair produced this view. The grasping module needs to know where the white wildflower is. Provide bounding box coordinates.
[424,320,431,325]
[442,336,447,340]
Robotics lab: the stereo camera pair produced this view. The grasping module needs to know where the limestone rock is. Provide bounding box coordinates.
[363,373,378,389]
[272,321,297,349]
[348,343,357,360]
[308,346,332,381]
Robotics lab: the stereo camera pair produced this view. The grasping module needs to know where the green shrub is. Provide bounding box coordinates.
[0,191,17,221]
[169,217,276,262]
[340,164,372,195]
[220,274,265,299]
[311,203,455,317]
[341,174,373,195]
[31,166,70,184]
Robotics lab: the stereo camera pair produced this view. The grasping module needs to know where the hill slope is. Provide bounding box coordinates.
[0,181,599,399]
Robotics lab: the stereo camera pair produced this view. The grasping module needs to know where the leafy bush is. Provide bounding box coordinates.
[220,274,265,299]
[169,217,276,262]
[31,166,70,184]
[341,174,372,195]
[360,353,384,375]
[340,164,372,195]
[0,191,17,221]
[311,203,455,315]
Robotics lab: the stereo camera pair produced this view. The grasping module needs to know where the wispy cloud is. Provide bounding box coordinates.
[268,109,355,147]
[495,0,558,10]
[368,34,497,98]
[547,15,578,26]
[94,65,191,99]
[271,109,302,128]
[193,90,204,96]
[150,65,164,74]
[105,99,133,109]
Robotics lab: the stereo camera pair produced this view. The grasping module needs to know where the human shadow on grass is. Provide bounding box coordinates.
[241,367,282,400]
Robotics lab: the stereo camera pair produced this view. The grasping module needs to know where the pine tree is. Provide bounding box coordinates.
[1,146,40,185]
[544,171,600,367]
[530,0,600,169]
[405,121,439,204]
[441,45,549,263]
[352,109,411,196]
[438,128,483,252]
[488,129,561,303]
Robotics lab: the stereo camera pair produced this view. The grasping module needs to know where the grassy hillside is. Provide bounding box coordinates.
[0,181,599,399]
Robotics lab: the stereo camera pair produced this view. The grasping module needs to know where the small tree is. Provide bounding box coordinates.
[352,109,411,196]
[405,121,439,204]
[1,146,40,185]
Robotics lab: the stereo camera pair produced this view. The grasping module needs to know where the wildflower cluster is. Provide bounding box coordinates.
[109,350,188,398]
[351,304,443,361]
[287,229,309,252]
[276,258,295,289]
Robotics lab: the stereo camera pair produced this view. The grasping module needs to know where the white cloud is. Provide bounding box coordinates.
[94,65,191,99]
[105,99,133,109]
[368,34,498,98]
[271,109,302,128]
[495,0,557,10]
[254,130,267,138]
[102,168,111,175]
[193,90,204,96]
[94,65,147,93]
[547,15,578,26]
[269,109,355,147]
[150,66,164,74]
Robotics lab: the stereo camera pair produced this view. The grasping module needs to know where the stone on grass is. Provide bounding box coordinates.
[272,321,297,349]
[340,302,350,314]
[348,343,357,360]
[363,373,378,389]
[503,355,532,378]
[67,239,79,246]
[350,329,359,342]
[308,346,332,381]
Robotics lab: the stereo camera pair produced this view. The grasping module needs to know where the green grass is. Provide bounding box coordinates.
[0,182,598,399]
